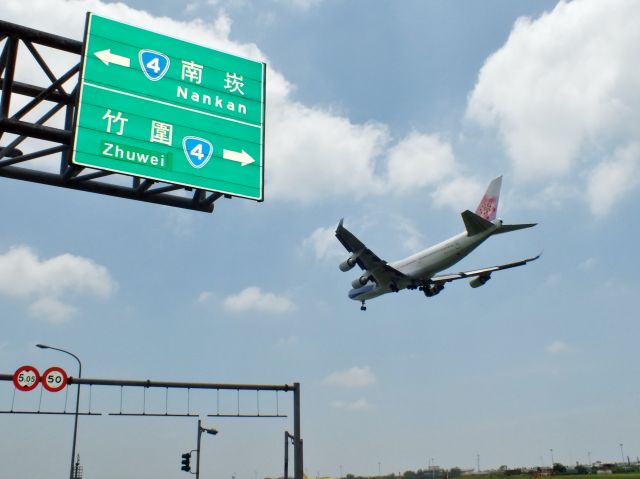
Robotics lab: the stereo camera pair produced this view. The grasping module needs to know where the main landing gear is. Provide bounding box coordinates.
[360,301,367,311]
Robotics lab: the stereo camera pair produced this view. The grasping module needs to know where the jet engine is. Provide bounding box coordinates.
[469,274,491,288]
[339,255,358,272]
[351,275,369,289]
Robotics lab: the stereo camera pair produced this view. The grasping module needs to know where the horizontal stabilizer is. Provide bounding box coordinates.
[494,223,537,235]
[461,210,494,236]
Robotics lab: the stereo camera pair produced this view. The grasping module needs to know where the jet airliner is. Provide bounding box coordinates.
[335,176,539,310]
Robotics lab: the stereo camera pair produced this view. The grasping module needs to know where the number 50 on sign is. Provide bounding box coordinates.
[42,366,69,393]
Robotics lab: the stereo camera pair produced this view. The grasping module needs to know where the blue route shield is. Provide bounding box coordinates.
[183,136,213,169]
[138,49,170,81]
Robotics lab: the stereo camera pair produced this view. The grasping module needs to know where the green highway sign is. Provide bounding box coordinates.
[72,13,266,200]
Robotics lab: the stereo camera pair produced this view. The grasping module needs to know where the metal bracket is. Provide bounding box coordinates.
[0,20,225,213]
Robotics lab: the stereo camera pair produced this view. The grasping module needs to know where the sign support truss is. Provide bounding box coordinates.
[1,373,303,479]
[0,19,227,213]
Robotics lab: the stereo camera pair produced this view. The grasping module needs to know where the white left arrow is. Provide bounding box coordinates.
[222,149,255,166]
[95,49,131,68]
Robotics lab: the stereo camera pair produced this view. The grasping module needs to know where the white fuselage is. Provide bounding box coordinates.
[349,222,499,301]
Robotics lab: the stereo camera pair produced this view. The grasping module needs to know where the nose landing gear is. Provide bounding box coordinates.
[360,301,367,311]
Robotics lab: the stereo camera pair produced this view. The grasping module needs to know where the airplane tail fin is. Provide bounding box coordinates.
[465,176,537,235]
[475,176,502,221]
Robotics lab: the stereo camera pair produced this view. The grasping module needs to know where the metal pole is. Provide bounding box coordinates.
[284,431,290,479]
[293,383,302,479]
[620,444,624,463]
[196,419,202,479]
[36,344,81,479]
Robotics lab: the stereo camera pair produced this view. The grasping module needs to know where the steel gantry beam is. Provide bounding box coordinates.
[0,19,227,213]
[0,373,303,479]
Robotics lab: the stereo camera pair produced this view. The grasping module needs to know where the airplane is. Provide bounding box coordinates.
[335,176,539,310]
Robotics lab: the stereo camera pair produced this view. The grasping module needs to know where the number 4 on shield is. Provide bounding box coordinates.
[183,136,213,169]
[139,49,170,81]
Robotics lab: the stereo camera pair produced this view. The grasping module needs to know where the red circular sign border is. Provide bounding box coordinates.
[12,365,41,391]
[42,366,68,393]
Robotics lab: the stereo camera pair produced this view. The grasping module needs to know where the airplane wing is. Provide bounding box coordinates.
[430,254,541,284]
[335,219,410,288]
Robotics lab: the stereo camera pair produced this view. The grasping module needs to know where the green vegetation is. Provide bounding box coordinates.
[340,468,640,479]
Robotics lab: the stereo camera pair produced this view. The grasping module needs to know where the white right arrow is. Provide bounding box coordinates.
[95,49,131,68]
[222,149,255,166]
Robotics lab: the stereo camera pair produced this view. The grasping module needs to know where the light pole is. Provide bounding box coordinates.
[619,444,624,464]
[284,431,295,479]
[550,449,555,467]
[196,419,218,479]
[36,344,81,479]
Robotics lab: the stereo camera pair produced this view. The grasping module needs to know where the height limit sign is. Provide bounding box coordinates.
[72,13,266,200]
[12,365,40,391]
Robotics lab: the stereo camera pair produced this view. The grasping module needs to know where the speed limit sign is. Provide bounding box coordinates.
[12,365,41,391]
[42,366,68,393]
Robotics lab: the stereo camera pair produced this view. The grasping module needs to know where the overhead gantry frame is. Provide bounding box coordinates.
[1,373,303,479]
[0,19,227,213]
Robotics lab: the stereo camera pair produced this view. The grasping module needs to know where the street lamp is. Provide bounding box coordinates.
[195,419,218,479]
[620,444,624,464]
[36,344,82,479]
[550,449,555,466]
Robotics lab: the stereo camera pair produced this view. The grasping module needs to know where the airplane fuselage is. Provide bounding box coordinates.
[348,221,499,301]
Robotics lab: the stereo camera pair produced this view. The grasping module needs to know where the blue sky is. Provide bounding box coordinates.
[1,1,640,478]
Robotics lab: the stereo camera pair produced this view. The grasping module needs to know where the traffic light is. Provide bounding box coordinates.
[181,452,191,472]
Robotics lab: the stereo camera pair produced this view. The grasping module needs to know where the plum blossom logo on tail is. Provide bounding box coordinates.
[476,196,497,220]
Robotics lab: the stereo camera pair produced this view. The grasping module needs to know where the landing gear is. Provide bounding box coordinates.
[360,301,367,311]
[420,283,444,297]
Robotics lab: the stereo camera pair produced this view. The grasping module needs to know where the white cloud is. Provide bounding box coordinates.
[276,0,324,10]
[578,257,597,271]
[223,286,295,314]
[0,246,116,299]
[0,246,116,323]
[330,399,373,411]
[546,340,570,354]
[430,176,485,213]
[544,272,562,288]
[519,181,581,211]
[268,101,389,202]
[275,335,299,348]
[184,2,199,13]
[586,143,640,217]
[386,132,457,193]
[302,225,343,261]
[467,0,640,213]
[28,297,78,324]
[197,291,214,303]
[323,366,376,388]
[392,217,425,253]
